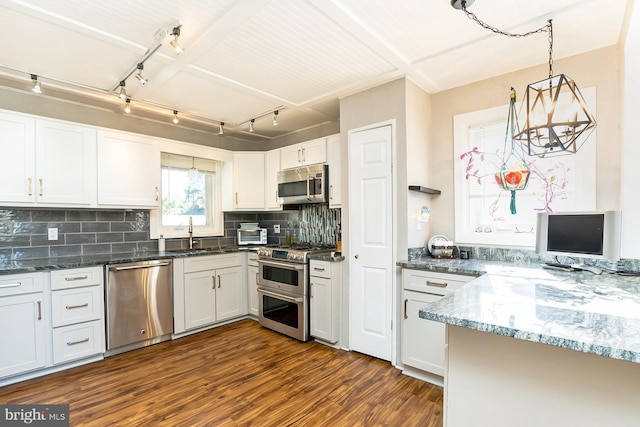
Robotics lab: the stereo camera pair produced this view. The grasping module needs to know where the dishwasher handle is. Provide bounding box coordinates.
[112,262,171,271]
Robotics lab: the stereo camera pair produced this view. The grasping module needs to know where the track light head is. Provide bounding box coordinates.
[135,63,148,85]
[249,119,255,132]
[124,98,131,114]
[30,74,42,94]
[117,80,127,99]
[170,26,184,55]
[218,122,224,135]
[172,110,179,124]
[272,110,279,126]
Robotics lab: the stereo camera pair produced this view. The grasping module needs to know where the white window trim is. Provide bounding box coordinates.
[453,88,597,248]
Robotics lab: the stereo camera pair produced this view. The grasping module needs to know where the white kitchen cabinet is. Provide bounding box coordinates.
[326,134,342,208]
[232,152,265,210]
[0,272,46,379]
[280,137,327,170]
[175,253,246,333]
[310,259,341,344]
[97,130,160,208]
[401,269,474,382]
[0,112,96,206]
[50,267,104,365]
[264,149,281,210]
[247,252,259,317]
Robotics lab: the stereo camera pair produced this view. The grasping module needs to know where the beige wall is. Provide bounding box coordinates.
[428,46,621,241]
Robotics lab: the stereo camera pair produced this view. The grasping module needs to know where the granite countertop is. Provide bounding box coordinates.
[0,247,246,275]
[404,258,640,364]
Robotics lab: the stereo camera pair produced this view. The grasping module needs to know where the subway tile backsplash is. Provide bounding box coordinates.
[0,205,342,261]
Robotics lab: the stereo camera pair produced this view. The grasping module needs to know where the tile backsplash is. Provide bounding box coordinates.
[0,205,342,260]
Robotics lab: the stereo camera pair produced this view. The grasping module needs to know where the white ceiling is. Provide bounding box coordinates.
[0,0,630,143]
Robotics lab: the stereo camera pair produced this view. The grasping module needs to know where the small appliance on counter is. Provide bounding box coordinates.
[428,235,457,259]
[237,223,267,245]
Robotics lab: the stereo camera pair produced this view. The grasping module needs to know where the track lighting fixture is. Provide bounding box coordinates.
[124,98,131,114]
[117,81,127,99]
[218,122,224,135]
[134,63,148,85]
[249,119,255,132]
[172,110,179,124]
[30,74,42,93]
[272,110,279,126]
[170,26,184,55]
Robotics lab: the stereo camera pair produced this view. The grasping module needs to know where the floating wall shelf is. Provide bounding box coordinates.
[408,185,441,195]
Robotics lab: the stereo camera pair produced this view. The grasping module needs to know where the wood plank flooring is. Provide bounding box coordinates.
[0,319,443,426]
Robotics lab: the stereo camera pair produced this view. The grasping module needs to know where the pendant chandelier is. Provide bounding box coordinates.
[494,89,530,214]
[452,0,596,157]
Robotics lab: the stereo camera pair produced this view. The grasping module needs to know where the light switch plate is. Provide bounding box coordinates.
[48,227,58,240]
[274,224,280,233]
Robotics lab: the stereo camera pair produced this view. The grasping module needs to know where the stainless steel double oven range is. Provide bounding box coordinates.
[256,244,334,341]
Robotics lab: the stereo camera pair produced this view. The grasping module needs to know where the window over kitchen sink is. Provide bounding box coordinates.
[151,153,223,238]
[453,89,597,248]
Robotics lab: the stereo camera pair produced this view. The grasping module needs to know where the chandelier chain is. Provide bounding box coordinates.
[460,1,554,77]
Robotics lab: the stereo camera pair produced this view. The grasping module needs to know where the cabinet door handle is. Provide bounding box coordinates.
[427,280,448,288]
[38,178,44,196]
[66,303,89,310]
[301,148,306,162]
[155,186,159,201]
[404,299,408,319]
[329,184,333,200]
[313,267,325,272]
[37,301,42,320]
[310,283,313,298]
[297,149,301,162]
[65,275,88,282]
[212,276,216,289]
[28,177,33,196]
[235,192,238,206]
[218,275,221,288]
[67,337,90,346]
[0,282,21,289]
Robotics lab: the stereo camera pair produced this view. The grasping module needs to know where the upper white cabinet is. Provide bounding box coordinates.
[232,152,265,210]
[326,134,342,208]
[280,137,327,170]
[0,112,96,206]
[97,130,160,208]
[264,149,281,210]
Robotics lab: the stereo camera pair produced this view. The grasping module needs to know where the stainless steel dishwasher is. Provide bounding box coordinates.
[105,259,173,356]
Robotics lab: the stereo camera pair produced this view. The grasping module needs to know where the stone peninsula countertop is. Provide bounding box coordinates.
[399,257,640,364]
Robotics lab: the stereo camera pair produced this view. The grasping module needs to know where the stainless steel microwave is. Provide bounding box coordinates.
[277,164,328,205]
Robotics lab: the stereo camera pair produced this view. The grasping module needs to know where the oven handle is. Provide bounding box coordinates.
[258,259,306,271]
[257,287,304,304]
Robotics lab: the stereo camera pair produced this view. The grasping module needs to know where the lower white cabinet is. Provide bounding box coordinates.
[247,252,259,317]
[0,274,47,378]
[310,259,342,344]
[401,269,474,379]
[50,267,104,365]
[175,253,246,334]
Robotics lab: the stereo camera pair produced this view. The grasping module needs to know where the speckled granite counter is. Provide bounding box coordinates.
[403,258,640,363]
[0,247,245,275]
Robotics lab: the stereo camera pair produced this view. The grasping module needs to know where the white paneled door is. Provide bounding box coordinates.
[348,124,393,361]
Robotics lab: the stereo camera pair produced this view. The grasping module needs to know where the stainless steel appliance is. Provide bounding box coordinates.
[257,244,334,341]
[277,164,328,205]
[237,227,267,245]
[105,259,173,356]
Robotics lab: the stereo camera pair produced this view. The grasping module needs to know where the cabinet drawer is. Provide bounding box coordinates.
[51,285,102,327]
[247,252,258,267]
[310,260,331,279]
[402,270,474,295]
[184,253,241,273]
[50,266,103,290]
[0,272,44,297]
[52,319,104,365]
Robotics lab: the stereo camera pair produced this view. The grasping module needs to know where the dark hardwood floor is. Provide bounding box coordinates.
[0,319,443,426]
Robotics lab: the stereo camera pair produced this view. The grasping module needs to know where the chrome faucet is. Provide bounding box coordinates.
[188,216,194,249]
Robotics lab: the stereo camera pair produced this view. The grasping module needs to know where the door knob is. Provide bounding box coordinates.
[354,254,359,259]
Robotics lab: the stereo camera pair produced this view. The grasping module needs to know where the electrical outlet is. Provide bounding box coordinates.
[48,227,58,241]
[274,224,281,233]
